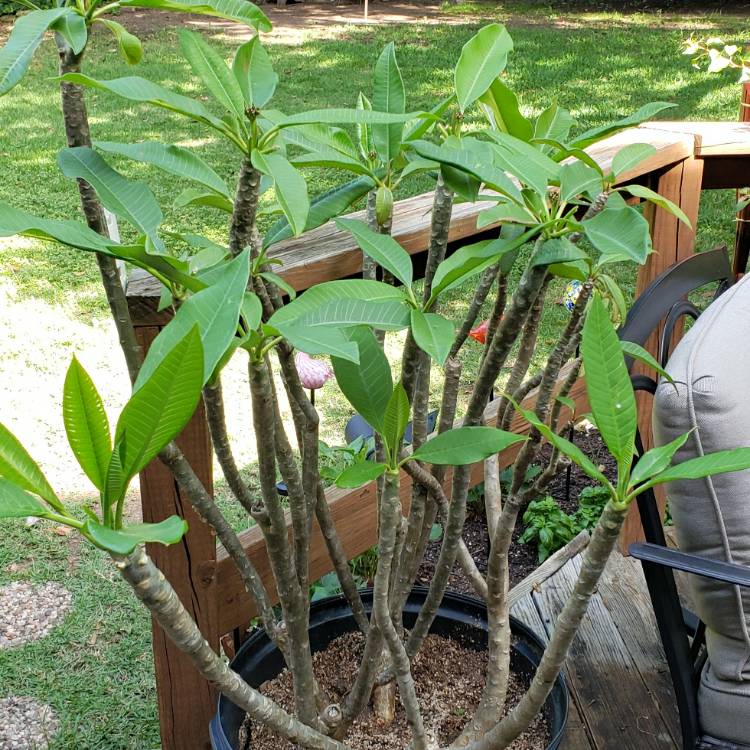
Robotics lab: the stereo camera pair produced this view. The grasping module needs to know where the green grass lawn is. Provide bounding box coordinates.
[1,2,750,747]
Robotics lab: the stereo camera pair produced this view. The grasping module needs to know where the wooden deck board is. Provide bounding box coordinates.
[511,592,598,750]
[510,552,680,750]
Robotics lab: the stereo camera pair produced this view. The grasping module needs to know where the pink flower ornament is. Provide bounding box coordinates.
[295,352,333,390]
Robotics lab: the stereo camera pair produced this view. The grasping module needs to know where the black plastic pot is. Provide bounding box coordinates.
[209,588,568,750]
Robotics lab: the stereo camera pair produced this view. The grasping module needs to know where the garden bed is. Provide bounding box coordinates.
[416,428,618,593]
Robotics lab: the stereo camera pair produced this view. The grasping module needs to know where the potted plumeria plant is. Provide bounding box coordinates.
[3,12,750,750]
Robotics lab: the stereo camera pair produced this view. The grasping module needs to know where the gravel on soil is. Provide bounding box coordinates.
[0,697,59,750]
[242,631,549,750]
[0,582,72,649]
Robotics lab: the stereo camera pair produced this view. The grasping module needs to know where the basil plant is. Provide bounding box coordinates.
[2,15,749,750]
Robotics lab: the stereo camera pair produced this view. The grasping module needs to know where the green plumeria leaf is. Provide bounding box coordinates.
[534,102,574,143]
[531,237,589,268]
[260,271,297,300]
[372,41,405,164]
[58,74,232,139]
[619,184,692,228]
[0,7,70,96]
[269,279,404,327]
[175,188,234,213]
[332,326,393,434]
[120,0,271,31]
[584,205,652,266]
[485,130,560,196]
[570,102,676,150]
[179,29,245,119]
[233,36,277,108]
[430,228,535,302]
[581,293,637,466]
[109,326,204,503]
[410,138,521,203]
[454,23,513,112]
[611,143,657,179]
[136,250,250,388]
[63,358,112,492]
[641,448,750,490]
[335,461,388,489]
[278,109,423,128]
[96,141,230,198]
[0,202,113,253]
[410,309,454,365]
[288,298,410,332]
[629,432,691,488]
[559,160,602,203]
[58,147,164,249]
[336,218,413,288]
[410,426,526,466]
[85,516,189,555]
[0,423,62,511]
[0,479,48,519]
[252,151,309,237]
[619,339,674,383]
[478,78,533,140]
[95,19,142,64]
[278,324,359,363]
[52,11,87,55]
[383,381,410,459]
[264,175,375,249]
[514,401,609,485]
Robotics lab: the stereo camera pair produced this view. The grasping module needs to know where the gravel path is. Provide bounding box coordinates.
[0,582,72,650]
[0,697,58,750]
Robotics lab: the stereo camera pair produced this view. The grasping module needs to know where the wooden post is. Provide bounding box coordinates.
[131,321,218,750]
[619,154,704,552]
[733,82,750,277]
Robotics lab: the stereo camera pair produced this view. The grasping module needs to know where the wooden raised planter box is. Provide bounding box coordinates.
[125,118,750,750]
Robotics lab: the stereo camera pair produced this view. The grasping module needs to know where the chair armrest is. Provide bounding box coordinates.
[629,543,750,588]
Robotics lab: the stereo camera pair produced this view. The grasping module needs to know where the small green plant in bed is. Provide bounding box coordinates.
[521,485,611,562]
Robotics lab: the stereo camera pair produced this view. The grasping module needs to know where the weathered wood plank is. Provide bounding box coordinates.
[510,591,597,750]
[134,325,218,750]
[531,556,677,749]
[215,363,590,635]
[596,553,681,746]
[643,121,750,156]
[508,530,590,609]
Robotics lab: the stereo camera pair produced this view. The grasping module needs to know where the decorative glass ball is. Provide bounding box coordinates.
[563,280,583,312]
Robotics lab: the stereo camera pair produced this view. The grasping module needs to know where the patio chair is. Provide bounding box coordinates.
[618,246,750,749]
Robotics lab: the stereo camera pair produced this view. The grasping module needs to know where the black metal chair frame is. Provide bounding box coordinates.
[618,246,750,750]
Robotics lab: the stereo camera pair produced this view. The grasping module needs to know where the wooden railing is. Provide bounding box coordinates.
[126,114,750,750]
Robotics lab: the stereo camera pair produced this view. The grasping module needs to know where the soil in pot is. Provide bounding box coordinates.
[416,428,618,594]
[240,631,549,750]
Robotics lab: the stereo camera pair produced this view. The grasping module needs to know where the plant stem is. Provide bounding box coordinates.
[484,454,502,541]
[56,39,141,383]
[458,502,628,750]
[275,345,369,633]
[249,357,319,727]
[203,381,256,513]
[373,472,427,750]
[406,256,549,661]
[116,547,349,750]
[229,157,263,256]
[158,442,285,653]
[449,264,499,359]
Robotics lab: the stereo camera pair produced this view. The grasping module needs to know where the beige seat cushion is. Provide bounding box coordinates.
[653,273,750,745]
